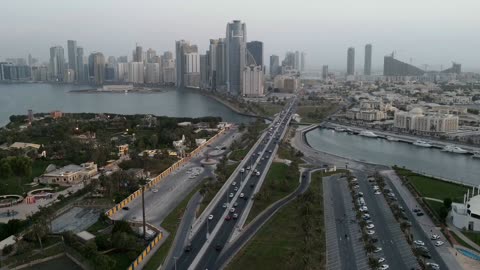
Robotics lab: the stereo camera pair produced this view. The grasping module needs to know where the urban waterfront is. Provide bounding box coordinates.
[0,83,253,127]
[306,128,480,186]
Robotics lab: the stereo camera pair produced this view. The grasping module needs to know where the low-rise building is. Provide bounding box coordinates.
[452,190,480,231]
[394,108,459,134]
[36,162,98,185]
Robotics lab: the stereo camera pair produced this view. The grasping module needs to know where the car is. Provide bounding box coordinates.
[268,150,272,153]
[214,244,223,251]
[367,230,375,235]
[362,214,371,220]
[225,215,231,221]
[353,185,360,189]
[184,244,192,252]
[358,192,364,197]
[378,265,389,270]
[416,212,424,217]
[366,224,375,229]
[232,182,237,186]
[431,234,441,240]
[242,195,248,200]
[373,247,382,253]
[261,157,265,161]
[240,168,245,173]
[360,206,368,212]
[230,207,235,213]
[256,171,261,176]
[374,191,382,195]
[229,193,234,198]
[222,203,227,208]
[414,240,425,246]
[234,187,239,192]
[373,185,379,190]
[151,188,158,193]
[366,220,373,224]
[233,213,239,219]
[434,241,444,247]
[413,208,421,213]
[377,257,385,263]
[122,206,129,210]
[240,193,245,198]
[246,166,251,170]
[426,262,440,270]
[208,214,214,220]
[250,184,255,188]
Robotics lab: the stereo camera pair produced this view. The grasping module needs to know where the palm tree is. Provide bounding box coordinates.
[31,219,48,252]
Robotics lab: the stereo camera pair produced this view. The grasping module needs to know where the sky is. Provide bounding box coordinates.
[1,0,480,72]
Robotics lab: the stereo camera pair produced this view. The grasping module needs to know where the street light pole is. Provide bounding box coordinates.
[174,256,178,270]
[141,185,146,240]
[206,219,209,240]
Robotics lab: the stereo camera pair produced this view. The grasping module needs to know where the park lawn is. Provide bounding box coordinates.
[424,200,444,220]
[260,104,283,117]
[463,231,480,248]
[230,148,249,161]
[395,167,468,203]
[245,162,299,224]
[296,104,338,123]
[87,219,111,235]
[143,185,201,270]
[227,171,326,270]
[450,231,480,252]
[108,251,134,270]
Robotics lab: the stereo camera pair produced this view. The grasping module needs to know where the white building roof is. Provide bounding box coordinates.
[468,195,480,216]
[76,231,95,241]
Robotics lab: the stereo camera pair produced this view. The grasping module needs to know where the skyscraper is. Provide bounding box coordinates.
[92,52,105,85]
[49,46,65,81]
[134,45,143,62]
[208,38,227,90]
[364,44,372,76]
[322,65,329,80]
[347,47,355,75]
[146,48,156,63]
[269,55,280,78]
[300,52,306,71]
[294,51,301,70]
[175,40,198,88]
[282,52,295,68]
[226,20,247,95]
[67,40,78,79]
[246,41,263,66]
[76,47,85,82]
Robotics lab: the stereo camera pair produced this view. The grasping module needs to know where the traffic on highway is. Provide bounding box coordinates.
[173,98,297,270]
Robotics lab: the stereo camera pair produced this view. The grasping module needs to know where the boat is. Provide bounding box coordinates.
[334,127,346,132]
[386,136,399,142]
[442,145,469,154]
[413,140,432,148]
[472,152,480,159]
[359,131,378,138]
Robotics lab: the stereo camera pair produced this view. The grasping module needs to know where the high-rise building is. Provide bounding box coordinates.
[88,53,95,80]
[364,44,372,76]
[269,55,280,78]
[282,52,295,69]
[184,52,200,88]
[128,62,144,84]
[294,51,301,70]
[163,59,176,85]
[117,56,128,63]
[208,38,227,90]
[175,40,198,88]
[322,65,329,80]
[49,46,65,81]
[92,52,105,85]
[76,47,85,82]
[242,65,264,97]
[226,20,247,95]
[146,48,156,63]
[300,52,306,71]
[134,45,143,62]
[246,41,263,66]
[145,63,160,83]
[67,40,78,79]
[347,47,355,75]
[200,54,209,89]
[383,54,424,76]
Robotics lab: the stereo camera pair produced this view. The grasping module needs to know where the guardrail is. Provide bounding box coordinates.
[105,128,226,218]
[127,233,163,270]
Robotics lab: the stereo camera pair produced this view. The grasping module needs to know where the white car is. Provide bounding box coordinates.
[360,206,368,212]
[151,189,158,193]
[353,185,360,189]
[367,230,375,235]
[373,247,382,253]
[240,168,245,173]
[208,214,214,220]
[366,224,375,229]
[373,185,379,190]
[240,193,245,198]
[431,234,440,240]
[246,166,251,170]
[230,207,235,213]
[362,213,370,219]
[379,265,389,270]
[426,262,440,270]
[232,182,237,186]
[378,257,385,263]
[358,192,364,197]
[256,171,261,176]
[414,240,425,246]
[434,241,444,247]
[374,191,382,195]
[222,203,227,208]
[233,202,238,207]
[229,193,234,198]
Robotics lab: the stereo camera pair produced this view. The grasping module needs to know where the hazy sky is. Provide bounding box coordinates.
[1,0,480,72]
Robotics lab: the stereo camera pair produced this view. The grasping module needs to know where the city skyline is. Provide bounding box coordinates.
[1,0,479,71]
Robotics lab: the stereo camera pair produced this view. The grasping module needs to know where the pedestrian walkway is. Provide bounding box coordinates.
[424,197,443,203]
[446,218,480,251]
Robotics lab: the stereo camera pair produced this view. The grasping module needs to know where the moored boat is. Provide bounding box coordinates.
[359,130,378,138]
[413,140,432,148]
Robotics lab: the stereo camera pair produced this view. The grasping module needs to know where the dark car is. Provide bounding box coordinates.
[184,244,192,252]
[416,212,424,217]
[215,244,223,251]
[122,206,129,210]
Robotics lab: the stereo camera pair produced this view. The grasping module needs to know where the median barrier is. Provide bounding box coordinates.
[105,128,225,217]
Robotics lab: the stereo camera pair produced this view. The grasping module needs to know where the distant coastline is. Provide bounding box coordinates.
[70,87,168,94]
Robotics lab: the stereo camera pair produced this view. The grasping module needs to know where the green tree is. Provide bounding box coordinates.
[31,218,48,251]
[443,198,453,209]
[439,206,449,222]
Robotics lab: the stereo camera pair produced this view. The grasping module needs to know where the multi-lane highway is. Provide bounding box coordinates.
[173,98,297,270]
